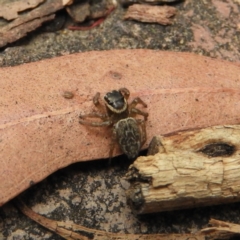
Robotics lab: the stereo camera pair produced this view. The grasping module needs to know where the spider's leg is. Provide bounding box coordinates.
[79,119,112,127]
[129,97,147,108]
[108,127,117,164]
[130,108,148,121]
[137,119,147,147]
[92,92,107,112]
[93,92,101,106]
[119,88,130,100]
[79,112,111,127]
[80,112,107,120]
[129,97,148,120]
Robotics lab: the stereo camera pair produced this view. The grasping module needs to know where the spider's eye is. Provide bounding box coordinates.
[104,90,125,110]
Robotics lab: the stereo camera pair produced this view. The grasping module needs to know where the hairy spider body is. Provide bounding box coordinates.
[114,117,141,159]
[79,88,148,159]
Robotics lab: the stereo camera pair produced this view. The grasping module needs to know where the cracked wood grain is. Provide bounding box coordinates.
[1,49,240,206]
[126,125,240,214]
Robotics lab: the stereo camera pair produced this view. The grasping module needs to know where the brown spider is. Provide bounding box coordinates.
[79,88,148,159]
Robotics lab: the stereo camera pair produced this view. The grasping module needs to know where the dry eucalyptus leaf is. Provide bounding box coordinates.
[0,0,45,21]
[0,49,240,206]
[124,4,177,25]
[0,0,72,48]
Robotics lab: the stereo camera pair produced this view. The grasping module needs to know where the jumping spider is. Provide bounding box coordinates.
[79,88,148,159]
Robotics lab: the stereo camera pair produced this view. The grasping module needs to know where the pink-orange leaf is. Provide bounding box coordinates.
[0,50,240,206]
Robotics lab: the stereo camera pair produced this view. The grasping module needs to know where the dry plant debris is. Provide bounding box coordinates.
[201,218,240,239]
[66,1,91,23]
[0,0,45,20]
[120,0,179,6]
[124,4,177,24]
[67,0,116,23]
[126,125,240,214]
[1,49,240,207]
[14,198,205,240]
[0,0,72,48]
[67,0,116,30]
[14,198,240,239]
[0,0,177,47]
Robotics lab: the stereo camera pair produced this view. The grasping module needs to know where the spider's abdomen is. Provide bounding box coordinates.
[114,117,141,159]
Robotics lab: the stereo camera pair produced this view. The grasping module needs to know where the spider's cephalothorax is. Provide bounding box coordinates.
[104,90,127,113]
[79,88,148,159]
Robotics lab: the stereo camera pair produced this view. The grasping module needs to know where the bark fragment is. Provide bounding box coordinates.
[0,0,45,20]
[124,4,177,25]
[0,0,72,48]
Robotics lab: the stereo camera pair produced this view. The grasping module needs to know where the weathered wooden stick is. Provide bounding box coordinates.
[126,125,240,214]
